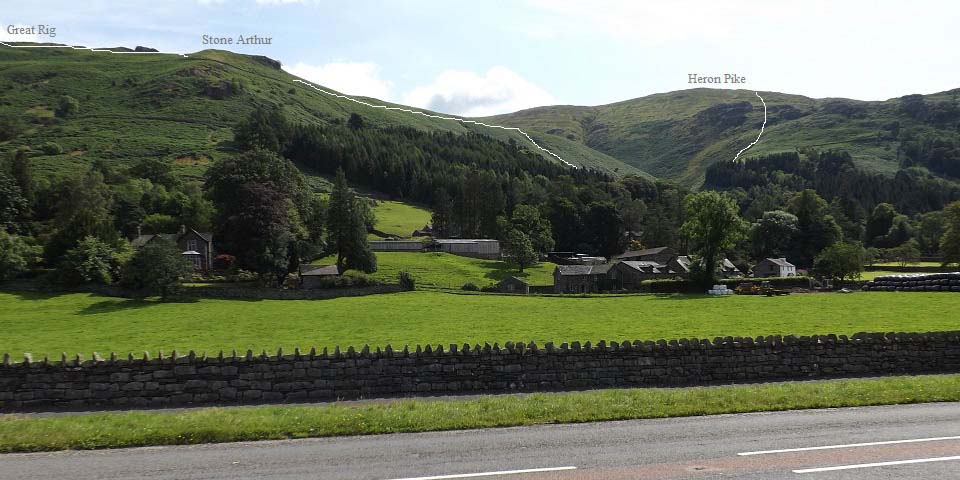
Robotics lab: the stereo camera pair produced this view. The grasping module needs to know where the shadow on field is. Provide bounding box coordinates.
[78,297,198,315]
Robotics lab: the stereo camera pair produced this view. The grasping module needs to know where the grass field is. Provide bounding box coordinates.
[2,374,958,453]
[2,290,959,361]
[369,200,431,238]
[316,251,557,288]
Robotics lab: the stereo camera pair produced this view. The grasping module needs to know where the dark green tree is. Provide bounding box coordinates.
[786,189,842,267]
[347,112,364,131]
[233,106,292,153]
[45,169,115,262]
[0,170,27,231]
[751,210,798,259]
[813,242,865,288]
[940,201,960,266]
[585,201,626,257]
[680,191,748,286]
[431,189,453,237]
[0,231,41,280]
[501,228,538,272]
[59,235,132,285]
[55,95,79,117]
[326,168,377,273]
[121,238,190,299]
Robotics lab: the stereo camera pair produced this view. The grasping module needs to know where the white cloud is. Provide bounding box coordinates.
[283,61,393,99]
[403,66,556,117]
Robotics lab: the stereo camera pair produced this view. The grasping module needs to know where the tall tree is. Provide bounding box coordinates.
[45,169,115,261]
[121,238,190,299]
[751,210,798,259]
[0,170,27,232]
[813,242,865,288]
[940,201,960,266]
[786,189,842,267]
[0,231,41,280]
[501,228,538,273]
[326,168,377,273]
[431,189,452,237]
[680,191,748,286]
[585,201,626,257]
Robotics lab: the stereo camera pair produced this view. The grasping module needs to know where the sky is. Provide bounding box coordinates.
[3,0,959,116]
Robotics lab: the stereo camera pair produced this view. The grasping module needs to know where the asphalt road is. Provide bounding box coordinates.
[3,402,960,479]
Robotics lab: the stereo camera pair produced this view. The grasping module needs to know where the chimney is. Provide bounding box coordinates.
[137,225,142,237]
[179,224,186,235]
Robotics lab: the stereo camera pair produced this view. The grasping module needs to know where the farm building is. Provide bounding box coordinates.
[553,264,613,293]
[607,261,674,290]
[754,258,797,277]
[496,276,530,294]
[616,246,677,264]
[411,224,434,237]
[670,255,743,278]
[431,239,501,259]
[369,240,424,252]
[299,264,340,289]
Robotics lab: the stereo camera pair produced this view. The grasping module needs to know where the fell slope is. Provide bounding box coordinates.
[0,43,644,180]
[484,88,960,187]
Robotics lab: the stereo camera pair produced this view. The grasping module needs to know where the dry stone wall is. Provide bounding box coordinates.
[3,331,960,411]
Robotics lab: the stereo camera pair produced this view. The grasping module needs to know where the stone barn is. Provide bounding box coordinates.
[496,276,530,294]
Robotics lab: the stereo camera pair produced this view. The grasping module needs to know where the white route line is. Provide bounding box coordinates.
[385,466,577,480]
[0,41,574,169]
[793,455,960,474]
[292,79,578,169]
[738,435,960,456]
[0,40,189,57]
[732,91,766,162]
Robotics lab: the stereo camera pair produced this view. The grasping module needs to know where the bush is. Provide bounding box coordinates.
[121,239,190,299]
[398,271,415,291]
[58,236,132,285]
[309,272,382,289]
[0,231,41,280]
[212,254,236,271]
[40,142,63,155]
[640,276,813,293]
[0,117,23,141]
[55,95,79,117]
[462,282,479,291]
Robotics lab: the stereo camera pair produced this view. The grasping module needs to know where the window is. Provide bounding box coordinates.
[192,257,202,269]
[187,239,198,251]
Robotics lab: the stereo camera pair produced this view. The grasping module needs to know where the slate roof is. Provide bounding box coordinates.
[619,261,666,273]
[497,276,529,286]
[131,229,213,248]
[555,264,612,276]
[763,257,795,267]
[618,246,672,258]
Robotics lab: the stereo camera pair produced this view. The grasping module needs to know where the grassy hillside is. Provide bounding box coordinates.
[2,291,958,360]
[369,200,432,238]
[0,43,642,181]
[484,88,960,186]
[315,251,557,288]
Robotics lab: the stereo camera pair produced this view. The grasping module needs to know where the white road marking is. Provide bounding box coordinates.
[386,466,577,480]
[793,455,960,473]
[738,435,960,456]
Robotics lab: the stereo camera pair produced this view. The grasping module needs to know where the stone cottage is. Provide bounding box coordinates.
[132,225,213,271]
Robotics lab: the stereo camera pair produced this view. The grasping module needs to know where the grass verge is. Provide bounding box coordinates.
[2,374,959,453]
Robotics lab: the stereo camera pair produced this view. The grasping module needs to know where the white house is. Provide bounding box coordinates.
[754,258,797,277]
